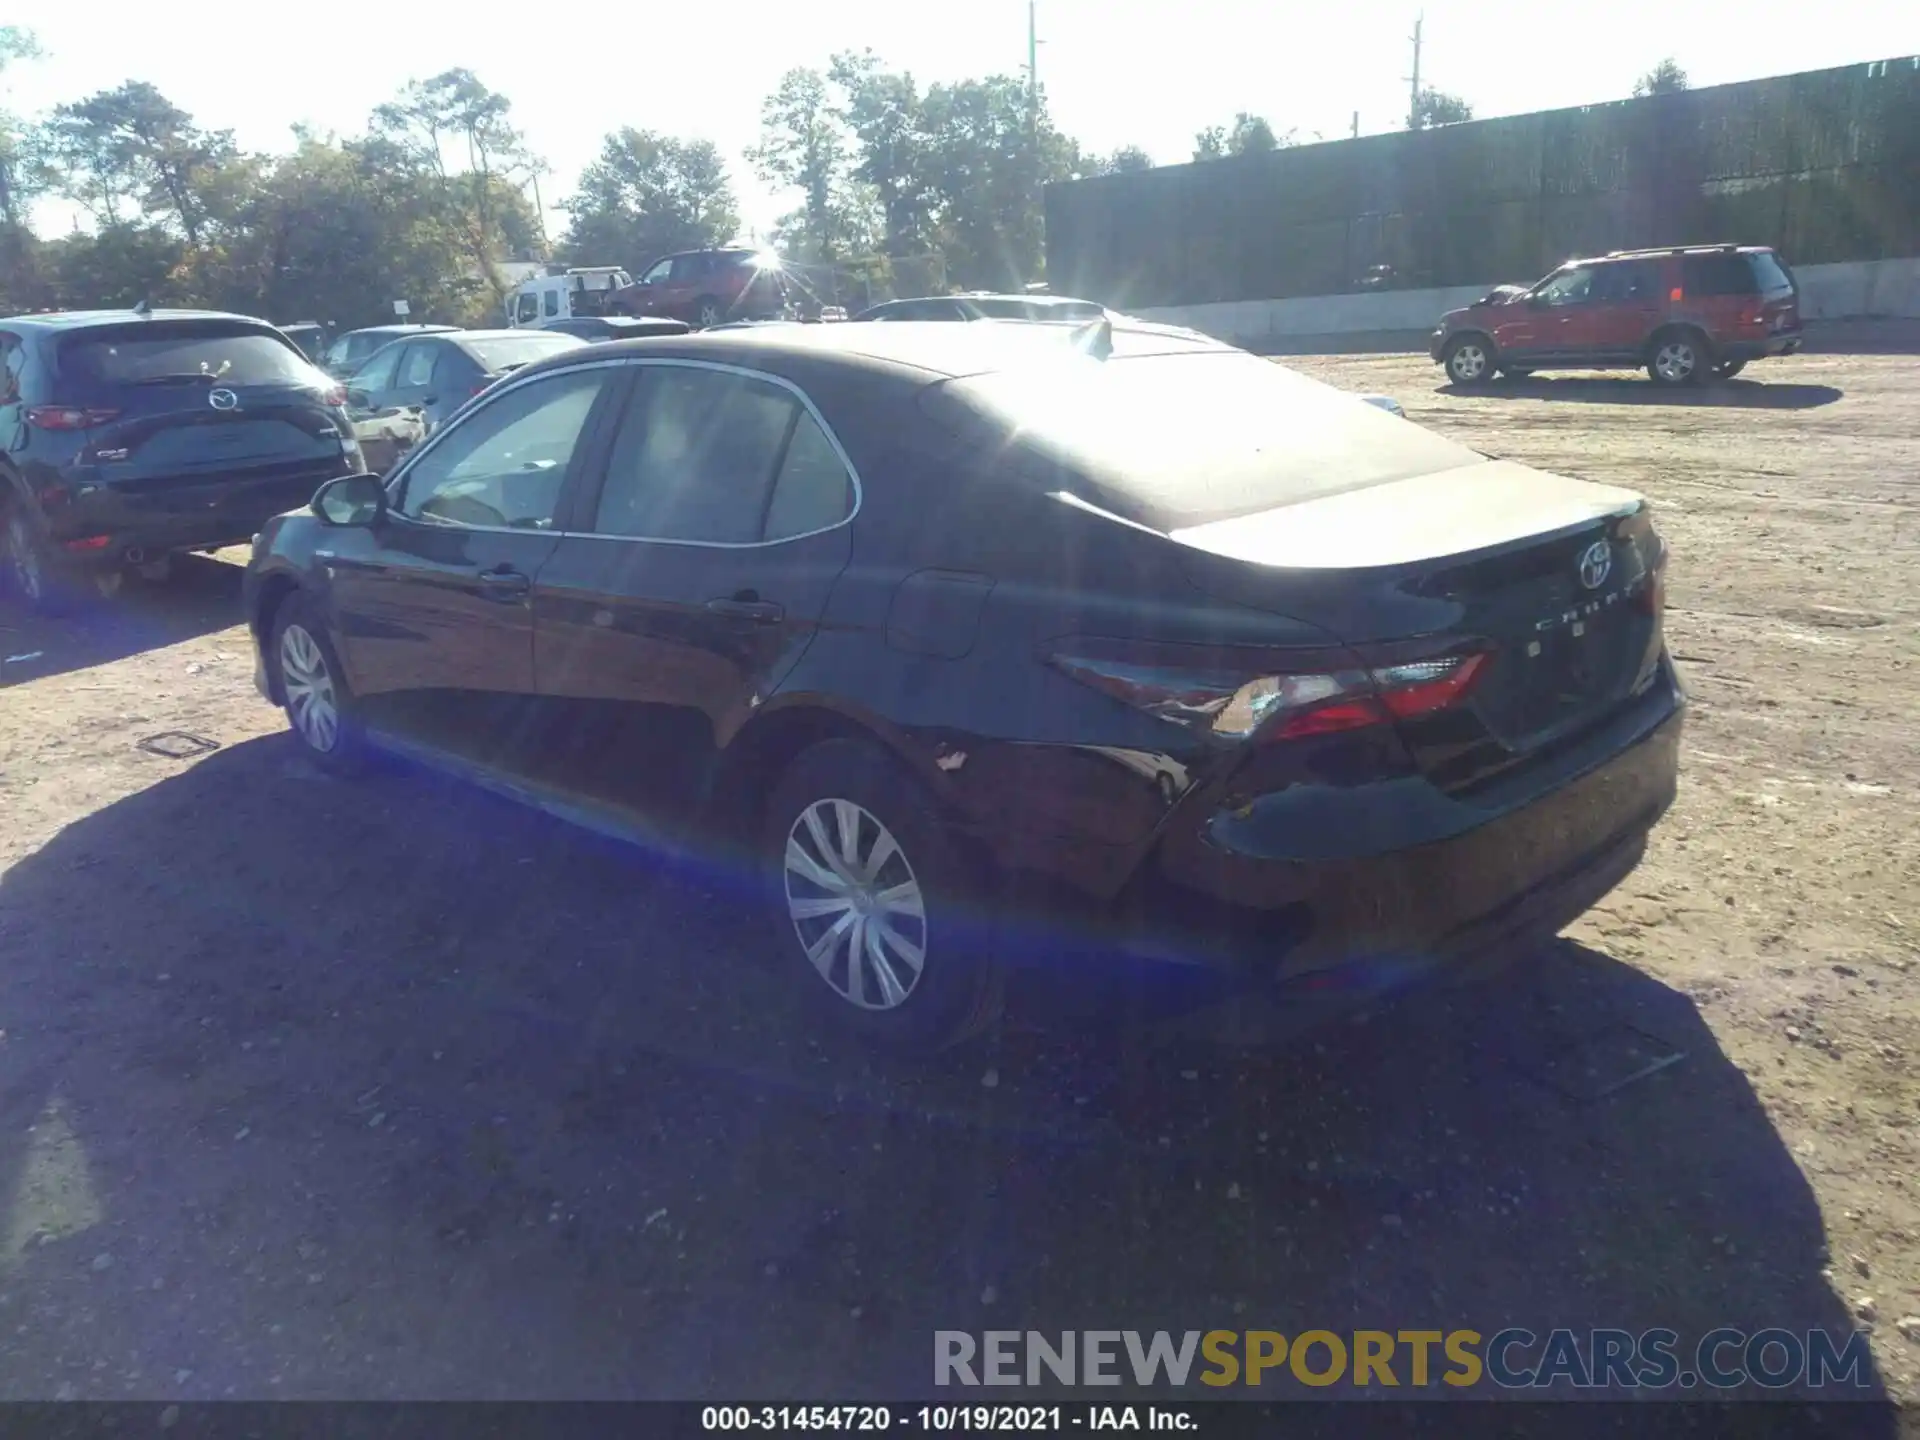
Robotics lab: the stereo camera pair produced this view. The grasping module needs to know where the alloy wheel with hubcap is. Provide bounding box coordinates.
[762,739,1002,1052]
[783,796,927,1011]
[1446,338,1492,385]
[1650,335,1703,386]
[279,621,341,754]
[696,299,724,329]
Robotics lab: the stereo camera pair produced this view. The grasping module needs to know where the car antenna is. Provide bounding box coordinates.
[1071,315,1112,359]
[132,297,152,317]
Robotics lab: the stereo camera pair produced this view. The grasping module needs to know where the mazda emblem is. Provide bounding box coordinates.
[208,388,239,411]
[1578,540,1612,590]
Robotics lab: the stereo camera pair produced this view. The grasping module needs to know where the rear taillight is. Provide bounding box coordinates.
[470,377,495,398]
[27,405,119,430]
[320,385,347,408]
[1050,650,1488,743]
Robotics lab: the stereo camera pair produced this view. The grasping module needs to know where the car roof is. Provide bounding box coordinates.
[1,308,285,332]
[511,317,1227,386]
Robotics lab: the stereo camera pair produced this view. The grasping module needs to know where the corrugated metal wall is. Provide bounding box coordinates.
[1045,58,1920,308]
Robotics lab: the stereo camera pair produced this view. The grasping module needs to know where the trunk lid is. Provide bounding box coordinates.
[1173,459,1667,789]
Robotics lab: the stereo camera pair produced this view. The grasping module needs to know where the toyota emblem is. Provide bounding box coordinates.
[1578,540,1612,590]
[208,388,239,411]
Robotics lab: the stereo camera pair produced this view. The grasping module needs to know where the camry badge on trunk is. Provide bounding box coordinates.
[1578,540,1612,590]
[208,388,239,411]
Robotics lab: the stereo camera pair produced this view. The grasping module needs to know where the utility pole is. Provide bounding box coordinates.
[1407,13,1424,130]
[1027,0,1040,148]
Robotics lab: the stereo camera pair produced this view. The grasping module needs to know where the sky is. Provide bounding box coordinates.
[9,0,1919,248]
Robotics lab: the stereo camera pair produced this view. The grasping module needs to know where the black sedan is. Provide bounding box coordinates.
[343,328,585,434]
[244,321,1683,1053]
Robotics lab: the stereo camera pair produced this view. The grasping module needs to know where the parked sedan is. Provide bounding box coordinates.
[244,320,1683,1053]
[343,329,586,434]
[320,323,459,380]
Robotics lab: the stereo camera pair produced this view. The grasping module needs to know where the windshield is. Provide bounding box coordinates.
[56,324,322,398]
[926,349,1483,531]
[465,333,586,371]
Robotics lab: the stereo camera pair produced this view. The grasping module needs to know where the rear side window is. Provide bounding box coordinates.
[1680,253,1759,296]
[543,289,560,318]
[1747,251,1796,295]
[55,324,315,400]
[591,366,851,544]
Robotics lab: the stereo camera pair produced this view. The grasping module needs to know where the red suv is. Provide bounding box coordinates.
[609,248,791,330]
[1431,245,1802,388]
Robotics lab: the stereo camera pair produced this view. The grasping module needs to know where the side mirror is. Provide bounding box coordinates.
[312,472,388,528]
[346,388,371,410]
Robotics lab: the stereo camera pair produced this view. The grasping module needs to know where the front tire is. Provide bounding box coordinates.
[761,739,1003,1054]
[269,592,367,774]
[1648,329,1710,386]
[1443,335,1495,386]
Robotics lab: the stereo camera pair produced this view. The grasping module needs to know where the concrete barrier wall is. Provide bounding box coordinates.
[1135,257,1920,345]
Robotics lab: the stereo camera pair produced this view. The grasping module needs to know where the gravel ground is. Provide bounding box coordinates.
[0,347,1914,1406]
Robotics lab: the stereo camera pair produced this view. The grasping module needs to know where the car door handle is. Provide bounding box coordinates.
[476,568,531,601]
[705,597,784,623]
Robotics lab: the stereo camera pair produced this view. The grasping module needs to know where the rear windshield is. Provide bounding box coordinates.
[465,333,586,372]
[1747,251,1796,294]
[971,298,1105,321]
[925,349,1486,532]
[57,324,318,398]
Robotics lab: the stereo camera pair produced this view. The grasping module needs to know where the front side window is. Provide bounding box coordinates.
[515,292,540,323]
[348,344,403,397]
[1533,267,1597,307]
[642,259,674,285]
[591,366,850,544]
[397,368,605,530]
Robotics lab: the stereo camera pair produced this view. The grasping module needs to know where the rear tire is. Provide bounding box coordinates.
[1442,335,1495,386]
[2,506,86,616]
[1648,328,1710,386]
[693,296,725,329]
[761,739,1003,1055]
[268,592,368,775]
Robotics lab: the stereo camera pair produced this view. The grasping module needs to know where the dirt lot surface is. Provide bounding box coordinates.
[0,349,1915,1408]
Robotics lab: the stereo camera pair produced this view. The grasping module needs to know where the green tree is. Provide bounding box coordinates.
[1633,59,1690,97]
[1082,145,1153,176]
[828,50,931,257]
[1192,125,1228,161]
[1412,87,1474,129]
[373,69,543,302]
[748,67,855,263]
[916,73,1075,289]
[558,128,738,273]
[1227,112,1281,155]
[38,82,247,244]
[0,26,45,232]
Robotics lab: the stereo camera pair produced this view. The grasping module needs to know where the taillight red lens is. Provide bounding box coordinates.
[27,406,119,430]
[321,385,347,408]
[62,534,112,551]
[470,377,493,397]
[1051,649,1487,744]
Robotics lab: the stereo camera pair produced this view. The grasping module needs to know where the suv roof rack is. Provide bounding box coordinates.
[1602,242,1745,259]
